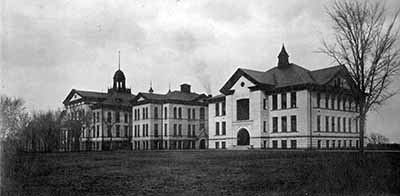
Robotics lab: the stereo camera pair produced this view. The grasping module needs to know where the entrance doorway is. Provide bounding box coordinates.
[199,139,206,149]
[237,129,250,146]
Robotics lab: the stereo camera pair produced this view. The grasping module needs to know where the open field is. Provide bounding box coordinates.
[1,150,400,196]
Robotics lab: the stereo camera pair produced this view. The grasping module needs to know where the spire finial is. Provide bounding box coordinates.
[118,50,121,70]
[278,44,289,68]
[149,81,154,93]
[168,82,171,93]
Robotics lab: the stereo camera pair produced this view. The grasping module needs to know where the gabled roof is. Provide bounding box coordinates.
[63,89,109,105]
[132,90,208,105]
[220,63,353,94]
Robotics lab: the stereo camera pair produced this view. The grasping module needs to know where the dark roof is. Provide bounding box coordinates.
[63,89,108,104]
[63,89,135,107]
[96,93,135,108]
[220,63,350,94]
[133,89,208,105]
[113,70,125,81]
[208,94,226,103]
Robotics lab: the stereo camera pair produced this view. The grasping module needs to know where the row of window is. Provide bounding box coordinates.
[92,111,129,123]
[215,121,226,136]
[134,124,149,137]
[215,141,226,149]
[133,140,197,150]
[85,125,131,138]
[133,123,197,138]
[317,139,359,149]
[134,108,149,120]
[215,101,226,116]
[272,116,297,133]
[271,140,297,149]
[316,115,359,133]
[316,93,358,112]
[134,107,206,120]
[272,92,297,110]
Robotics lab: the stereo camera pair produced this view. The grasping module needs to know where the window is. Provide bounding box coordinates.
[349,140,353,147]
[146,124,149,136]
[96,112,100,122]
[338,140,341,148]
[326,140,330,149]
[317,93,321,108]
[154,107,158,119]
[215,103,220,116]
[325,94,329,108]
[331,117,335,132]
[355,119,359,133]
[200,108,205,120]
[192,109,196,119]
[356,140,359,148]
[290,116,296,132]
[337,117,341,132]
[237,99,250,120]
[317,140,321,149]
[222,101,226,115]
[164,124,168,136]
[142,108,145,119]
[290,92,296,108]
[272,140,278,149]
[188,125,191,137]
[332,140,336,148]
[178,124,182,136]
[96,125,99,137]
[325,116,329,132]
[331,96,335,109]
[263,98,267,110]
[154,124,158,137]
[263,121,267,132]
[273,117,278,133]
[272,94,278,110]
[115,111,120,122]
[222,142,226,149]
[343,140,347,148]
[164,107,167,119]
[178,108,182,119]
[222,122,226,135]
[349,119,352,133]
[343,118,346,132]
[215,142,219,149]
[107,112,112,123]
[216,122,220,135]
[188,108,191,119]
[281,93,287,109]
[343,98,346,111]
[281,116,287,132]
[263,141,267,149]
[281,140,287,149]
[173,124,177,136]
[116,125,120,137]
[192,125,195,136]
[124,126,128,137]
[290,140,297,149]
[107,126,112,137]
[317,115,321,131]
[173,107,177,119]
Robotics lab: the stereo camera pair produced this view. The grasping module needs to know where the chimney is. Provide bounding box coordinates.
[180,83,191,93]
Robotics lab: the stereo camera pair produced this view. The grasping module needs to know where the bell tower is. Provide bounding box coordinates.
[278,44,290,68]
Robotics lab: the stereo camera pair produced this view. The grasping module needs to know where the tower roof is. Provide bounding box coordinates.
[113,70,125,82]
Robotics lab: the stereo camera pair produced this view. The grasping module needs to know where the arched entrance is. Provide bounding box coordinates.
[199,139,206,149]
[237,129,250,146]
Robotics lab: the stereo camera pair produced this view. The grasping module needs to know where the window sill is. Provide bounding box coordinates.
[271,131,298,134]
[271,107,298,111]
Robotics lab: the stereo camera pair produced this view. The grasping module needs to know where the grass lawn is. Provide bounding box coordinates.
[1,150,400,196]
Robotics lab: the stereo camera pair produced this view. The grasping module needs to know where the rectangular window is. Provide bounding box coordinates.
[272,94,278,110]
[331,96,335,109]
[337,97,341,110]
[349,119,352,133]
[164,107,168,119]
[164,124,168,136]
[154,124,158,137]
[215,142,219,149]
[281,140,287,149]
[291,92,296,108]
[325,94,329,108]
[188,125,191,137]
[222,142,226,149]
[273,117,278,133]
[272,140,278,149]
[116,125,120,137]
[178,108,182,119]
[281,116,287,132]
[124,113,128,123]
[317,115,321,132]
[263,121,266,132]
[192,125,195,136]
[343,118,346,132]
[96,112,100,122]
[317,140,321,149]
[337,117,341,132]
[116,111,120,122]
[107,112,112,123]
[290,115,296,132]
[355,119,359,133]
[326,140,330,149]
[192,109,196,119]
[349,140,353,147]
[325,116,329,132]
[332,140,336,148]
[332,116,335,132]
[173,107,177,119]
[125,126,128,137]
[290,140,297,149]
[178,124,182,136]
[281,93,287,109]
[142,108,145,119]
[154,107,158,119]
[188,108,191,119]
[142,124,146,137]
[263,98,267,110]
[107,126,112,137]
[343,98,346,111]
[222,101,226,115]
[216,122,220,135]
[317,93,321,108]
[200,108,205,120]
[222,121,226,135]
[338,140,341,148]
[173,124,177,136]
[237,99,250,120]
[215,103,220,116]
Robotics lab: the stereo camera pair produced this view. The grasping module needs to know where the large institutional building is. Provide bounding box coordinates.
[62,46,363,151]
[208,46,361,149]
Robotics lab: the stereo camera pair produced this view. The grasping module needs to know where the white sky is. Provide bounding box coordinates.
[1,0,400,142]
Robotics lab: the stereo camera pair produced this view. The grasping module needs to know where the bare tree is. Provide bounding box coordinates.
[368,132,389,144]
[321,0,400,152]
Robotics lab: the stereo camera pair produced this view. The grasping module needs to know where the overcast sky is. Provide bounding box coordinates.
[1,0,400,142]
